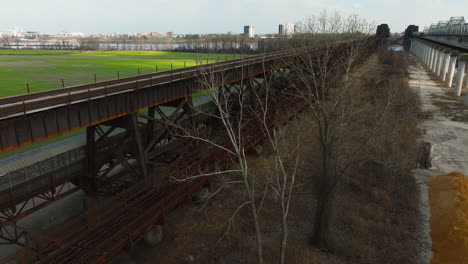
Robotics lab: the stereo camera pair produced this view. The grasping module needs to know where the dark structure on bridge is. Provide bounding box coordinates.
[403,25,420,50]
[376,24,391,38]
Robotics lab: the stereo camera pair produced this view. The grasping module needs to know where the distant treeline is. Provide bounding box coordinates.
[0,33,370,53]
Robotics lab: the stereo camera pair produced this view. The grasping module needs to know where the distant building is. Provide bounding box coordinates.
[0,30,13,37]
[279,24,295,36]
[24,31,40,39]
[55,32,85,38]
[0,28,25,38]
[244,25,254,38]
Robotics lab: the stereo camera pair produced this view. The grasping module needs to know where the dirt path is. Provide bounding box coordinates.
[408,53,468,264]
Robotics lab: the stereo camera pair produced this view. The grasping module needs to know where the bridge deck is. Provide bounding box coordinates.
[0,49,301,153]
[416,35,468,52]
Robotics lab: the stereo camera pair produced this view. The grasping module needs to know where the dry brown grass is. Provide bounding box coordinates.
[111,51,421,264]
[325,51,422,264]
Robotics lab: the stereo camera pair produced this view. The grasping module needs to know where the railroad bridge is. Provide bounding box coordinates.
[406,17,468,97]
[0,37,383,263]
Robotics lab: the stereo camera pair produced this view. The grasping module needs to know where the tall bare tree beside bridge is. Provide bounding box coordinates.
[166,59,267,263]
[166,56,305,263]
[286,11,388,249]
[247,71,304,264]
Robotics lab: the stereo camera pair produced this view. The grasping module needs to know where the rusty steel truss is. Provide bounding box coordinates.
[0,37,384,263]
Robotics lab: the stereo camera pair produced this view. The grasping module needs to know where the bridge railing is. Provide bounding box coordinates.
[0,146,84,211]
[0,37,378,121]
[0,48,294,106]
[0,48,304,120]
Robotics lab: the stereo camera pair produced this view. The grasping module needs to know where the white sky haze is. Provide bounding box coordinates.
[0,0,466,34]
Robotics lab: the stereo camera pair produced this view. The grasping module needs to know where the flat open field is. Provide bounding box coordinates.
[0,50,237,158]
[0,50,240,97]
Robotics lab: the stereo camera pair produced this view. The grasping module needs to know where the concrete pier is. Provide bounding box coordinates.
[465,63,468,88]
[144,225,164,246]
[430,47,438,71]
[454,57,467,96]
[411,38,467,96]
[440,49,451,81]
[446,52,458,88]
[435,48,443,76]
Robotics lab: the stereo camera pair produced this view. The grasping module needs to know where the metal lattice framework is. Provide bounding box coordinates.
[426,16,468,36]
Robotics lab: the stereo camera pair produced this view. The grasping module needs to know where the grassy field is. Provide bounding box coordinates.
[0,50,240,97]
[0,50,236,158]
[0,50,81,55]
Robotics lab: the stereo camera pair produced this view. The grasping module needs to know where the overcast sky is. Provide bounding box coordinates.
[0,0,466,34]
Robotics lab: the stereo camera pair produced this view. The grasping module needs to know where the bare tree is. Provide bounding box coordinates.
[285,11,384,249]
[247,71,304,264]
[160,11,381,260]
[38,36,48,49]
[270,127,301,264]
[78,37,100,50]
[12,38,21,49]
[162,59,267,263]
[163,55,306,263]
[1,35,12,49]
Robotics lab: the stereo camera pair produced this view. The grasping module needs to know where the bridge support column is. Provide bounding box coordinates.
[413,40,419,57]
[446,52,458,88]
[418,41,424,59]
[146,106,156,144]
[462,61,468,89]
[85,125,97,192]
[429,46,437,71]
[433,47,442,72]
[435,48,444,76]
[417,41,423,59]
[465,66,468,89]
[440,49,452,81]
[454,56,467,96]
[144,224,164,246]
[84,194,101,228]
[423,44,431,66]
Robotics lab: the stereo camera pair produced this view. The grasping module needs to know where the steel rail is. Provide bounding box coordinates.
[0,39,365,120]
[14,96,307,264]
[0,50,295,120]
[0,48,295,106]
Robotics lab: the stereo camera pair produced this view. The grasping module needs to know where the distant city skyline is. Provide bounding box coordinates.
[1,0,467,34]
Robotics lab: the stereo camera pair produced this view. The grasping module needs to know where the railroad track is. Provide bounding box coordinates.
[1,95,306,264]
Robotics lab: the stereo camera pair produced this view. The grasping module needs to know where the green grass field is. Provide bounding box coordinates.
[0,50,237,158]
[0,50,240,97]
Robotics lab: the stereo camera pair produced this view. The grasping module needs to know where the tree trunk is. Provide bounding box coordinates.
[250,201,263,264]
[310,145,335,249]
[280,202,288,264]
[310,187,335,247]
